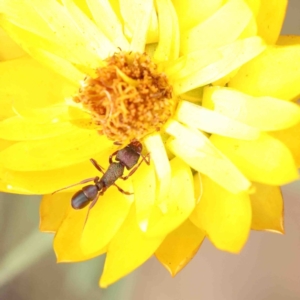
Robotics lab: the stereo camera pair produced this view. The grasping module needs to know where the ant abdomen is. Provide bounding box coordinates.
[71,185,98,209]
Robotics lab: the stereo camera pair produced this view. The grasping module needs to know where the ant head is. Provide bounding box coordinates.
[129,139,142,153]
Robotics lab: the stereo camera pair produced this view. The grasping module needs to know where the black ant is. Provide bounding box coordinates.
[54,140,150,216]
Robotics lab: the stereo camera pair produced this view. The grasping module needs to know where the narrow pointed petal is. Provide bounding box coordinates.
[250,183,284,233]
[165,120,251,193]
[120,0,154,52]
[210,133,299,185]
[132,160,156,231]
[0,15,86,80]
[0,131,112,171]
[28,48,84,84]
[166,48,222,80]
[62,0,116,58]
[0,0,55,39]
[173,0,223,32]
[229,45,300,100]
[86,0,129,49]
[190,175,252,253]
[155,219,205,276]
[144,157,195,237]
[256,0,287,44]
[146,7,159,43]
[100,206,165,288]
[0,0,104,68]
[176,100,260,140]
[153,0,179,62]
[210,87,300,131]
[81,186,134,255]
[174,37,265,94]
[144,134,171,205]
[54,206,106,262]
[40,192,71,233]
[271,122,300,167]
[181,0,252,54]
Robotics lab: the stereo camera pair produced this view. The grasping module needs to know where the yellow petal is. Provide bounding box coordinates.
[40,192,71,233]
[277,35,300,46]
[132,159,156,231]
[271,121,300,168]
[174,37,265,94]
[0,139,14,152]
[173,0,223,32]
[54,206,106,262]
[176,100,260,140]
[0,130,112,171]
[0,147,115,194]
[153,0,179,62]
[155,219,205,276]
[143,157,195,237]
[190,175,252,253]
[229,45,300,100]
[238,14,257,40]
[0,117,77,141]
[210,87,300,131]
[244,0,260,16]
[0,56,76,121]
[256,0,287,44]
[210,133,299,185]
[100,205,165,288]
[144,134,171,205]
[0,27,26,60]
[250,182,284,233]
[81,186,134,255]
[193,173,203,204]
[180,0,253,54]
[165,120,251,193]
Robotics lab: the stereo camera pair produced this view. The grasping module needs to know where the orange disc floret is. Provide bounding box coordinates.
[74,51,174,142]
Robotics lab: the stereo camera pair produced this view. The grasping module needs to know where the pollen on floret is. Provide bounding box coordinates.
[73,51,175,142]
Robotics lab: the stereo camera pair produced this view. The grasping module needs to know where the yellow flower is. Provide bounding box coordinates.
[0,0,299,287]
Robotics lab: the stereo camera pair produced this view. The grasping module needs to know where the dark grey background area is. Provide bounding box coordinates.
[0,1,300,299]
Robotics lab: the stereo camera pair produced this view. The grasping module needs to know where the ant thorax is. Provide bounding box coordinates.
[101,162,124,187]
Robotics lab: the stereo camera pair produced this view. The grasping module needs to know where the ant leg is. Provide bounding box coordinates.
[120,153,151,180]
[140,152,150,165]
[52,177,98,194]
[90,158,105,174]
[82,193,100,229]
[113,183,133,195]
[109,150,118,164]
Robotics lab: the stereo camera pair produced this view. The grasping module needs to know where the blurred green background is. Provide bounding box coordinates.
[1,1,300,299]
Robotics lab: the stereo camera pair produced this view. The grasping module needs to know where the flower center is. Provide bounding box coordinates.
[73,51,174,142]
